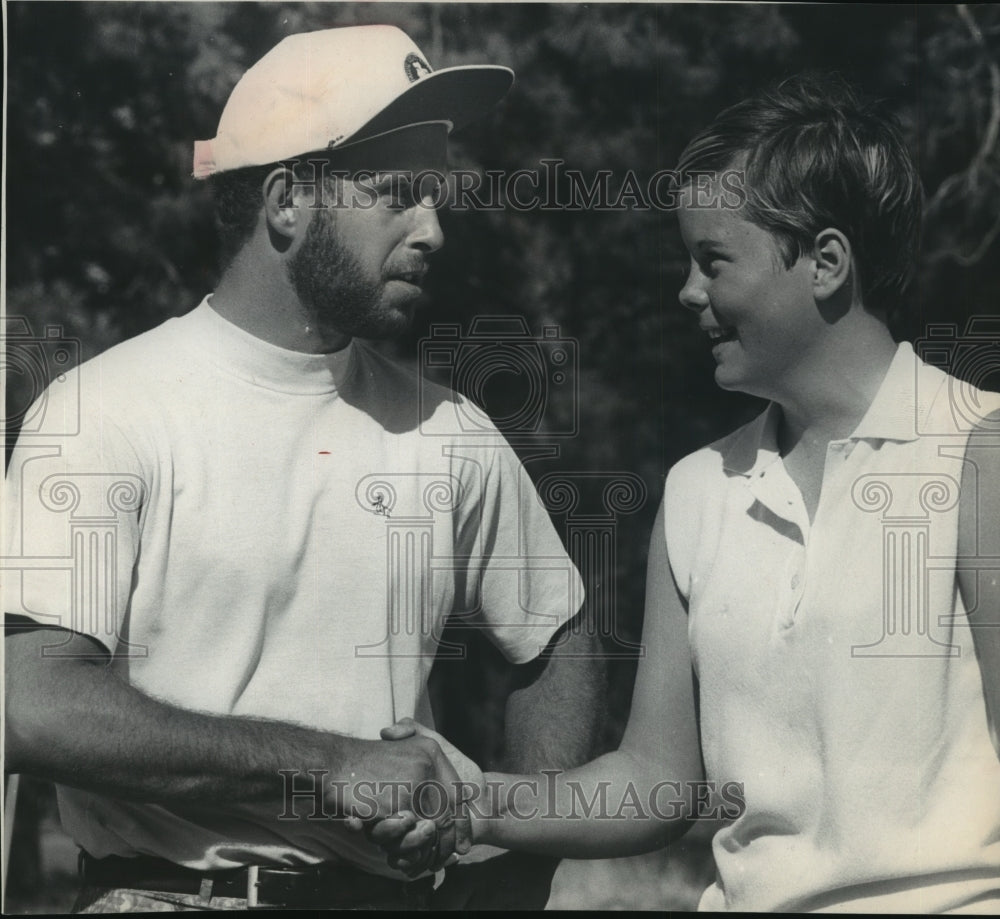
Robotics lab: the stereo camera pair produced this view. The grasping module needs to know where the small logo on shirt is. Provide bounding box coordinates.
[404,53,433,83]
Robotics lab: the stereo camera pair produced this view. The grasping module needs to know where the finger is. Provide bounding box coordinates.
[427,746,473,856]
[389,853,433,878]
[366,811,419,846]
[387,833,438,877]
[453,804,473,856]
[391,820,438,856]
[379,717,418,741]
[430,823,456,870]
[400,719,433,739]
[383,819,438,876]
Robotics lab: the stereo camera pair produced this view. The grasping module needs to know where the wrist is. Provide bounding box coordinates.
[473,771,532,848]
[467,771,505,847]
[469,805,495,847]
[317,734,371,814]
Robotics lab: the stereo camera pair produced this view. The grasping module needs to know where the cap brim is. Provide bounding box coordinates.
[343,65,514,147]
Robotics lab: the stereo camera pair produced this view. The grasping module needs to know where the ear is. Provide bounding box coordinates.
[811,228,853,300]
[263,167,302,241]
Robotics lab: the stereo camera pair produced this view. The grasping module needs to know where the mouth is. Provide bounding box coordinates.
[705,325,738,345]
[390,269,427,287]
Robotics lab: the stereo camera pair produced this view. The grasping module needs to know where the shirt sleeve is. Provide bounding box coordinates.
[662,450,713,603]
[3,366,146,654]
[447,416,584,665]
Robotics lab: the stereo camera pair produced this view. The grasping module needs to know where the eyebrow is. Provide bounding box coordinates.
[372,172,412,187]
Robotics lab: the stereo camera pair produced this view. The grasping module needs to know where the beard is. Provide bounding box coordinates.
[286,207,413,342]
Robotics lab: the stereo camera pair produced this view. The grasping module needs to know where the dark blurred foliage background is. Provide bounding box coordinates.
[5,2,1000,911]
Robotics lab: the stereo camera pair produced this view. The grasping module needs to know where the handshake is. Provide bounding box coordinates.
[346,718,490,877]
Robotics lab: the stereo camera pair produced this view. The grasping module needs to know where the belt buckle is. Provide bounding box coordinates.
[247,864,318,908]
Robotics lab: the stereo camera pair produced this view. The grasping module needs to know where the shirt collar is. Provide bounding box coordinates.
[850,341,939,443]
[186,296,356,395]
[721,341,936,478]
[721,403,783,478]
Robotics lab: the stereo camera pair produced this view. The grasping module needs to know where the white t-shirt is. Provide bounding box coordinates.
[4,298,582,874]
[663,343,1000,912]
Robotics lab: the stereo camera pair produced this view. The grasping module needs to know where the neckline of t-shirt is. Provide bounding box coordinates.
[181,296,356,395]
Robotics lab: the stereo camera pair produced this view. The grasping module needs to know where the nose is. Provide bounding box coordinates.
[407,199,445,254]
[678,262,709,313]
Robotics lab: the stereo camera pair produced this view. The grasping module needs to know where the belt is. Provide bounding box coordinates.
[79,852,434,909]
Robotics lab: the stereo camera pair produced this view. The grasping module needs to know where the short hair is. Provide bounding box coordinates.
[208,160,336,269]
[676,72,923,313]
[209,165,273,269]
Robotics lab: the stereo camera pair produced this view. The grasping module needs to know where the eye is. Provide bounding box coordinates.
[386,185,412,211]
[373,176,414,210]
[698,252,725,278]
[414,175,444,205]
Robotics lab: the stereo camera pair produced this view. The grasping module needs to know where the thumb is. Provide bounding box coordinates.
[410,725,484,788]
[380,717,418,741]
[423,737,477,858]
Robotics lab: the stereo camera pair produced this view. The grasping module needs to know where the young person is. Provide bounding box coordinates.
[376,73,1000,913]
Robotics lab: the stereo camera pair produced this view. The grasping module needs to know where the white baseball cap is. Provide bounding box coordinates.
[193,25,514,178]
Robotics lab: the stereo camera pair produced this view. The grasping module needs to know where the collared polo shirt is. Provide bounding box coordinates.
[663,342,1000,912]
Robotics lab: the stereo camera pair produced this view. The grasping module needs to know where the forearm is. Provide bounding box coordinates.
[5,630,441,815]
[499,622,606,773]
[468,503,705,860]
[6,631,354,805]
[470,750,694,858]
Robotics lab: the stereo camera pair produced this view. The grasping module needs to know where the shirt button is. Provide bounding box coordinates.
[791,574,800,590]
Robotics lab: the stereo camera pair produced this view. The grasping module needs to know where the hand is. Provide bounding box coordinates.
[363,808,445,877]
[380,718,485,789]
[330,730,473,870]
[360,719,486,876]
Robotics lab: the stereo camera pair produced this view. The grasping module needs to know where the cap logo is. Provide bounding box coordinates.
[404,53,432,83]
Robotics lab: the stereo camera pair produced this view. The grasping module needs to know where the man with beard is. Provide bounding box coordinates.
[5,26,601,911]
